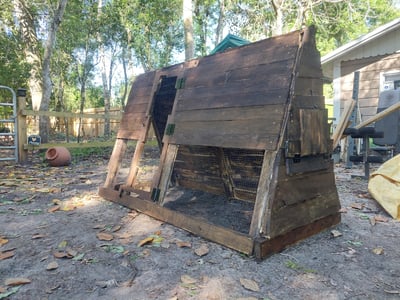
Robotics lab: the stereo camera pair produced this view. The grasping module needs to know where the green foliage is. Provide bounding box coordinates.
[0,0,399,116]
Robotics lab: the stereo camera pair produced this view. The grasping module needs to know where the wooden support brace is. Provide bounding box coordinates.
[249,150,279,237]
[216,148,235,199]
[331,100,356,150]
[355,101,400,129]
[157,144,179,205]
[125,140,146,188]
[103,138,128,188]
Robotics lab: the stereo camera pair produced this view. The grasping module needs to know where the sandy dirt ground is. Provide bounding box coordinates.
[0,154,399,300]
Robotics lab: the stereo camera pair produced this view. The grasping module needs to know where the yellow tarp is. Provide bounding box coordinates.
[368,154,400,220]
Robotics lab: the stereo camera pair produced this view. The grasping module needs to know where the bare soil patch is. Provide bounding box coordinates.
[1,155,399,300]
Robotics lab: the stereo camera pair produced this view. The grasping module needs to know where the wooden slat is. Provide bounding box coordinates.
[197,34,299,70]
[99,187,254,255]
[170,118,282,150]
[158,144,179,204]
[269,189,340,238]
[355,101,400,129]
[176,87,289,112]
[21,109,122,120]
[331,99,356,149]
[276,165,336,206]
[254,213,340,260]
[292,95,325,109]
[299,109,329,156]
[103,139,128,188]
[119,71,156,139]
[249,150,278,237]
[183,59,294,90]
[174,105,285,122]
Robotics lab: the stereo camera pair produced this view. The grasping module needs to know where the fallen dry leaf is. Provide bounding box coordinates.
[48,205,60,213]
[181,274,197,285]
[0,286,6,293]
[66,248,78,257]
[338,207,348,213]
[0,237,8,246]
[111,225,122,232]
[370,216,376,226]
[331,230,342,238]
[137,236,154,247]
[194,244,209,257]
[5,277,31,286]
[240,278,260,292]
[176,241,192,248]
[32,234,46,239]
[374,215,389,223]
[52,199,62,205]
[141,249,151,257]
[97,232,114,241]
[53,251,70,259]
[0,250,15,260]
[350,203,363,210]
[115,232,133,239]
[92,224,105,229]
[46,261,59,270]
[372,247,384,255]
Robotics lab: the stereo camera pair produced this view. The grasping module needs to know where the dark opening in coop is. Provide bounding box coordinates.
[99,27,341,259]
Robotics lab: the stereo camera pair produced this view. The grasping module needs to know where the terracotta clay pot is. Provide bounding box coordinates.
[45,146,71,167]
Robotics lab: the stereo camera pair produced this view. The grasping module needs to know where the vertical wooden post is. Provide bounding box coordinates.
[157,144,179,205]
[104,138,127,188]
[249,150,279,237]
[17,88,27,163]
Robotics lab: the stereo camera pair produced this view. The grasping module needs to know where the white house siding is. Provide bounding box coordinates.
[339,52,400,122]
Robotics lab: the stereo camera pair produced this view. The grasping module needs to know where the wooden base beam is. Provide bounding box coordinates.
[98,187,254,255]
[253,213,341,260]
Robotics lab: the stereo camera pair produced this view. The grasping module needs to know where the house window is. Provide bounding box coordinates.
[381,71,400,91]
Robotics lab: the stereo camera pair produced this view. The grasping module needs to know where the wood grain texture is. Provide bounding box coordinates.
[99,187,254,255]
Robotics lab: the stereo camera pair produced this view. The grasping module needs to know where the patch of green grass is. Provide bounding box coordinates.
[285,260,316,273]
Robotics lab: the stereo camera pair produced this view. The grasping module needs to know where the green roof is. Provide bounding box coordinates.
[210,34,250,54]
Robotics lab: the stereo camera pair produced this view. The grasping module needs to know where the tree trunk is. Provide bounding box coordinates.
[272,0,284,36]
[183,0,194,60]
[97,0,111,138]
[12,0,42,110]
[215,0,225,45]
[40,0,68,143]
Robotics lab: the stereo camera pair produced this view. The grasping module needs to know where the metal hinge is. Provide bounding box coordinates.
[165,123,175,136]
[175,78,185,89]
[151,188,160,202]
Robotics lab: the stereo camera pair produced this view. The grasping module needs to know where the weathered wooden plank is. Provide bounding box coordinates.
[299,109,329,156]
[99,187,254,255]
[158,144,179,205]
[183,59,294,90]
[197,34,299,70]
[332,99,356,149]
[285,155,331,176]
[292,95,325,109]
[103,139,128,188]
[249,150,279,237]
[294,77,324,96]
[174,105,285,123]
[176,88,289,111]
[276,165,336,206]
[170,119,282,150]
[268,190,340,238]
[254,213,341,260]
[216,148,235,198]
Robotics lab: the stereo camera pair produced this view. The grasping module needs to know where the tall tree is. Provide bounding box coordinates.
[184,0,195,60]
[12,0,68,142]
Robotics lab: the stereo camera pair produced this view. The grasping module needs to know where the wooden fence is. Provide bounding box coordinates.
[17,94,122,162]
